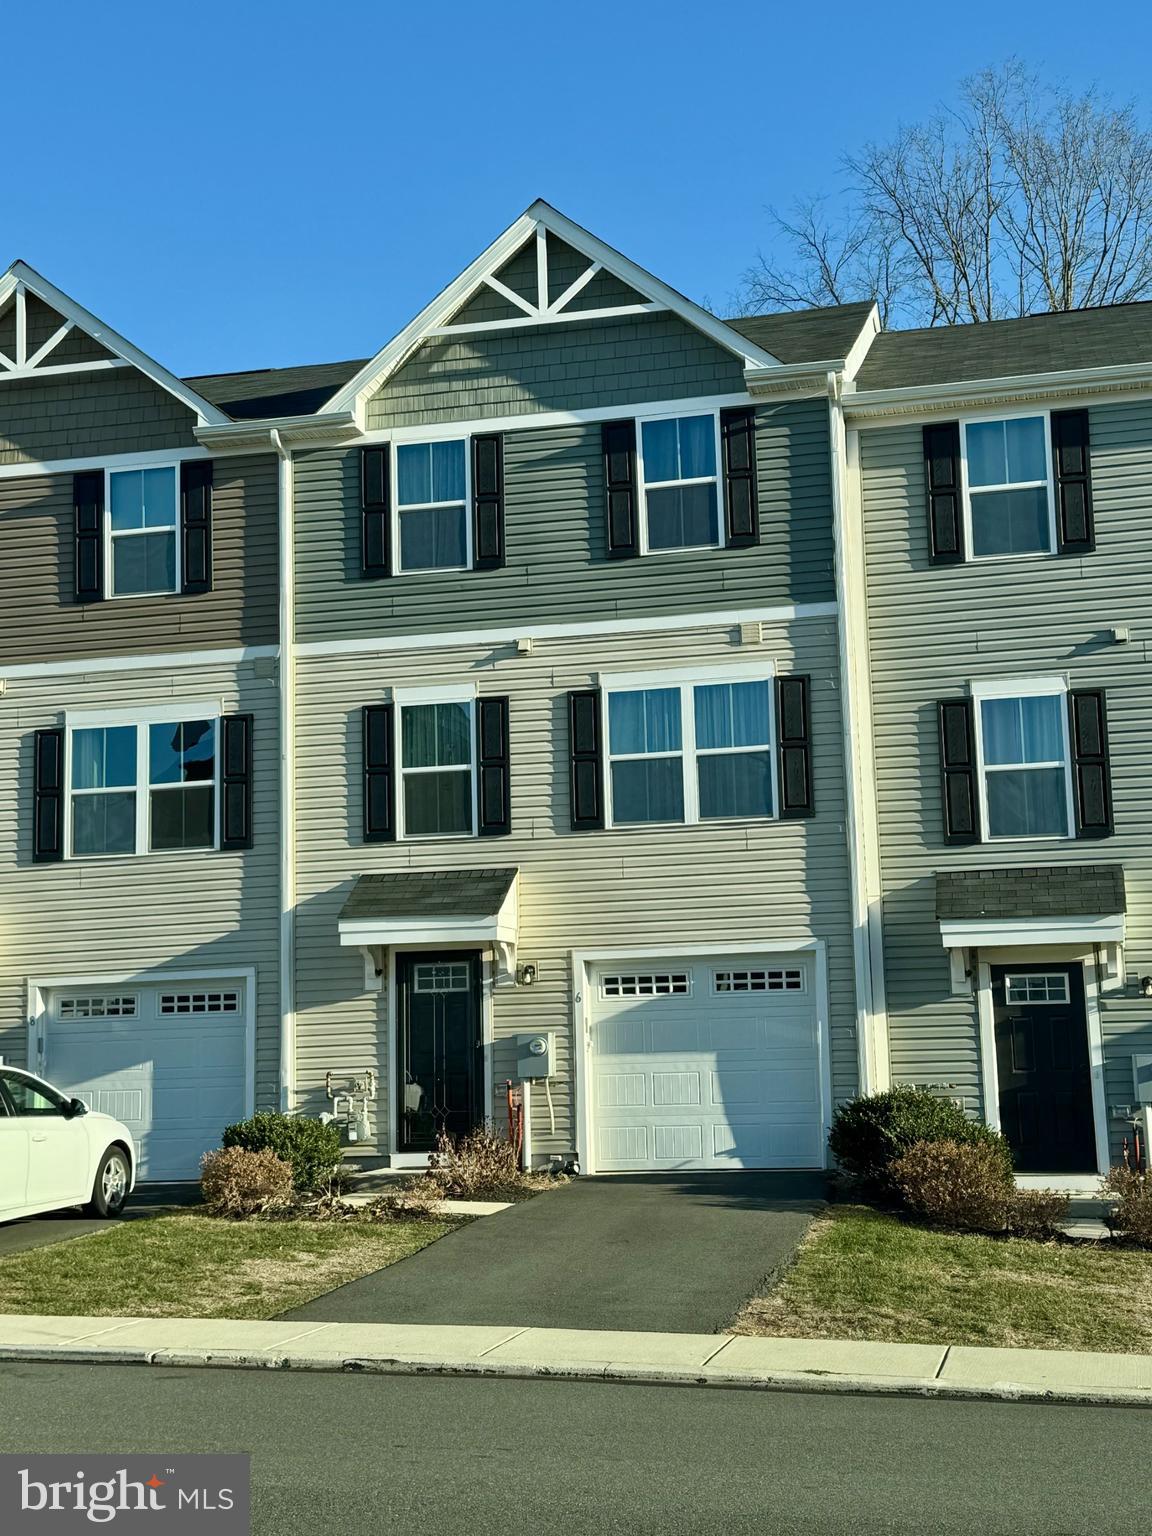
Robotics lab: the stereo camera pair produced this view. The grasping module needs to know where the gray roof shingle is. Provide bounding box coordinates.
[729,302,876,364]
[340,868,518,922]
[185,359,368,420]
[855,303,1152,392]
[935,865,1126,921]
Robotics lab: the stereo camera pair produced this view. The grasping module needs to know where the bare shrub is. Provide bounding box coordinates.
[1007,1188,1071,1240]
[201,1147,293,1218]
[1102,1165,1152,1247]
[890,1138,1013,1232]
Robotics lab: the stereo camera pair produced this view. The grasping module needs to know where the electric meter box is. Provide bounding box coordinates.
[516,1031,555,1080]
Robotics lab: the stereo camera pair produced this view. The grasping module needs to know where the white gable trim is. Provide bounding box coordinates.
[322,200,782,424]
[0,262,230,427]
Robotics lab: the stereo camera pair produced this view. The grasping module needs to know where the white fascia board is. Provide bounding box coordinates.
[744,363,841,399]
[321,201,783,419]
[844,360,1152,422]
[5,261,230,427]
[969,675,1068,699]
[841,305,882,383]
[939,914,1126,948]
[0,643,277,681]
[195,411,359,454]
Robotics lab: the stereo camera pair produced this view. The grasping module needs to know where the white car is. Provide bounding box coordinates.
[0,1066,136,1222]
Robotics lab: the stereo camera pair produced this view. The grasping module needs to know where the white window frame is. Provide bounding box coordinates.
[393,683,479,841]
[104,462,182,599]
[600,663,777,830]
[63,701,222,860]
[391,437,472,576]
[636,408,723,556]
[959,409,1057,563]
[1004,972,1071,1006]
[969,676,1075,844]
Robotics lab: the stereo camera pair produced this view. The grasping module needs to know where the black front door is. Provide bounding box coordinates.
[396,951,483,1154]
[992,963,1096,1174]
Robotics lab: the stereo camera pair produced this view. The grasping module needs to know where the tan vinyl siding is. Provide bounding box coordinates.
[0,658,281,1106]
[860,399,1152,1148]
[293,615,858,1156]
[0,367,198,466]
[293,398,834,645]
[0,454,279,662]
[365,312,747,429]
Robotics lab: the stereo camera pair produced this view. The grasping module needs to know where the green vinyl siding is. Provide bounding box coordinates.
[293,397,834,645]
[0,366,198,466]
[860,399,1152,1147]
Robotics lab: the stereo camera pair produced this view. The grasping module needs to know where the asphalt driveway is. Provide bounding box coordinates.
[284,1171,826,1333]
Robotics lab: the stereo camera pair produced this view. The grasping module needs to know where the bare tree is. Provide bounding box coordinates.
[736,63,1152,326]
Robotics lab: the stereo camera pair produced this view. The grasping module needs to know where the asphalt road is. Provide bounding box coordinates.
[0,1362,1147,1535]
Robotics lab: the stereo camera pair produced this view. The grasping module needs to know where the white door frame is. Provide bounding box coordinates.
[571,939,832,1176]
[975,946,1110,1187]
[27,965,258,1123]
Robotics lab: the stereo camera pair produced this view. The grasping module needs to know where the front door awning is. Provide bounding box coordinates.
[338,868,519,988]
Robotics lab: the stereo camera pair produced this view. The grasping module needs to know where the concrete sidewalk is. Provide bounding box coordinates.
[2,1314,1151,1407]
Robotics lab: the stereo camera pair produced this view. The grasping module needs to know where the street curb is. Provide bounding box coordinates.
[3,1344,1152,1408]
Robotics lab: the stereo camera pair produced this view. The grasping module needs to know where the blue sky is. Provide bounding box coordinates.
[9,0,1152,376]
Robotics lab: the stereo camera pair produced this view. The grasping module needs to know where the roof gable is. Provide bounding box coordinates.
[323,200,784,420]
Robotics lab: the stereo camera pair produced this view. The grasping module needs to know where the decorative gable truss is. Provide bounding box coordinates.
[0,261,228,424]
[323,200,784,426]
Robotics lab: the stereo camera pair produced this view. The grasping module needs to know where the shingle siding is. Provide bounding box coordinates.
[0,367,199,465]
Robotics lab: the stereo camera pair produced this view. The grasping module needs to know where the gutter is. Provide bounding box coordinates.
[271,428,297,1111]
[196,410,359,455]
[844,358,1152,420]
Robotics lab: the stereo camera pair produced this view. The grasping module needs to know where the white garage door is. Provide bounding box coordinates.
[591,955,823,1171]
[43,980,249,1181]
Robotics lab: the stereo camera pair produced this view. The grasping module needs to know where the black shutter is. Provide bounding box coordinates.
[1052,410,1094,554]
[220,713,254,850]
[1068,689,1113,837]
[180,459,213,595]
[721,407,758,546]
[938,699,980,844]
[73,470,104,602]
[568,689,604,829]
[361,446,391,578]
[602,420,639,558]
[476,696,511,835]
[363,704,395,842]
[775,676,814,818]
[33,728,64,863]
[923,423,964,564]
[472,434,505,570]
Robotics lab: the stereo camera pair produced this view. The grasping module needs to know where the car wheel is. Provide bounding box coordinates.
[87,1147,131,1218]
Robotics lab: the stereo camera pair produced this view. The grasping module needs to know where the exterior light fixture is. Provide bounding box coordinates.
[1141,976,1152,998]
[517,963,538,987]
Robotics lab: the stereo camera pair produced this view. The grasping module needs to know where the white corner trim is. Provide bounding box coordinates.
[940,915,1126,949]
[0,644,278,682]
[295,603,837,662]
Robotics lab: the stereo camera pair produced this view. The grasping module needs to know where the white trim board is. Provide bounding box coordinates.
[0,445,213,482]
[0,645,278,681]
[295,603,838,661]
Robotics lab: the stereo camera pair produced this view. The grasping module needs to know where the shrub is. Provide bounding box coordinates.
[364,1189,444,1222]
[829,1085,1014,1193]
[222,1111,342,1192]
[1102,1165,1152,1247]
[1008,1188,1071,1240]
[890,1138,1014,1232]
[423,1127,526,1201]
[201,1147,293,1217]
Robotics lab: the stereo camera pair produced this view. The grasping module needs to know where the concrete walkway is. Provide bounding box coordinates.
[2,1315,1151,1407]
[284,1172,827,1332]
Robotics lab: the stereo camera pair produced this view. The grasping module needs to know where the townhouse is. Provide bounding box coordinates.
[4,199,1150,1187]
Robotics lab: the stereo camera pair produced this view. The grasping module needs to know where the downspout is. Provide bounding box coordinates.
[827,374,890,1093]
[271,428,297,1111]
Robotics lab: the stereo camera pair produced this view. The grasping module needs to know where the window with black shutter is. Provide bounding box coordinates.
[33,728,64,862]
[568,689,604,829]
[1051,410,1094,554]
[721,407,758,547]
[363,704,395,841]
[180,460,214,595]
[923,423,963,564]
[220,713,254,850]
[73,471,104,602]
[775,676,814,818]
[1068,689,1113,837]
[938,698,981,843]
[602,421,639,558]
[361,446,391,578]
[472,435,505,570]
[476,696,511,835]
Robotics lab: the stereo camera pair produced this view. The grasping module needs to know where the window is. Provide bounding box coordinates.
[975,688,1072,840]
[57,995,138,1020]
[67,714,218,857]
[413,964,471,994]
[1005,973,1070,1005]
[714,968,804,993]
[2,1071,67,1117]
[109,466,179,596]
[399,699,475,838]
[600,973,691,998]
[396,440,468,572]
[963,416,1054,558]
[605,670,775,827]
[159,990,240,1014]
[639,413,720,551]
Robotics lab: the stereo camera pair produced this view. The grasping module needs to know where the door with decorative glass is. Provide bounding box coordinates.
[396,952,483,1153]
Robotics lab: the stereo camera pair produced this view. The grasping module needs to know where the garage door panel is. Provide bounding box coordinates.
[597,1072,647,1108]
[654,1124,703,1161]
[652,1071,701,1106]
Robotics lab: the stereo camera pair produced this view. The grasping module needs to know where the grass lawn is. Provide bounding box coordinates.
[733,1204,1152,1354]
[0,1213,457,1320]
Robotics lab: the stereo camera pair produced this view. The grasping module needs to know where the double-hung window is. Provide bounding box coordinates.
[604,668,775,826]
[395,440,469,572]
[963,415,1055,558]
[108,466,180,595]
[638,413,720,551]
[397,692,476,837]
[973,682,1073,840]
[67,709,218,857]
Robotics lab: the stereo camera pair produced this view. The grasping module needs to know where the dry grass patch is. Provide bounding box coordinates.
[0,1213,456,1320]
[733,1205,1152,1354]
